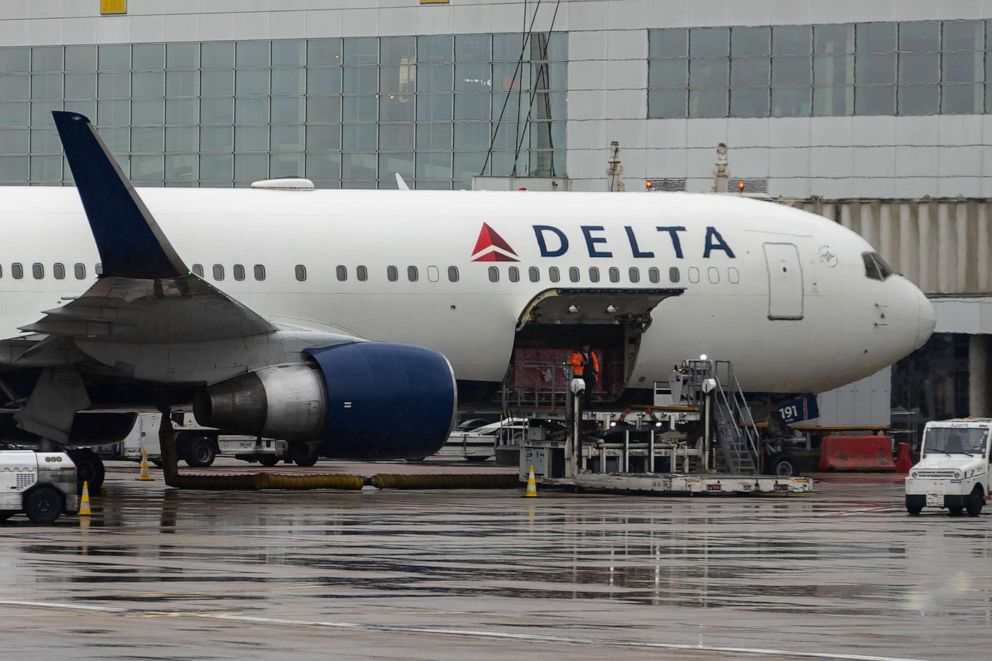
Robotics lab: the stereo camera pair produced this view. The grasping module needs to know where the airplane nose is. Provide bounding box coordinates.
[916,289,936,349]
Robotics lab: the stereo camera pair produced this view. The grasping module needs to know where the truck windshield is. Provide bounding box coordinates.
[923,427,989,455]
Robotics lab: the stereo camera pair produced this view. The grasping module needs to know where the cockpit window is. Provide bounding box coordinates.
[862,251,893,281]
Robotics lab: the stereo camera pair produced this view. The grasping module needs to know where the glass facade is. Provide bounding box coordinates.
[649,19,987,119]
[0,33,567,188]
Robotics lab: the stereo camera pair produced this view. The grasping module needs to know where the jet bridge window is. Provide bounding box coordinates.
[32,263,43,279]
[508,266,520,282]
[295,265,307,282]
[53,263,65,280]
[213,264,225,281]
[357,265,369,281]
[233,264,245,281]
[387,265,398,281]
[648,267,660,284]
[528,266,540,282]
[488,266,499,282]
[447,266,459,282]
[862,251,893,281]
[253,264,266,281]
[74,263,86,279]
[191,263,204,277]
[609,267,620,283]
[336,265,347,281]
[12,263,22,279]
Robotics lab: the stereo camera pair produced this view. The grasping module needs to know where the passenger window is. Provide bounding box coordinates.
[387,265,398,281]
[609,267,620,283]
[508,266,520,282]
[488,266,499,282]
[53,263,65,280]
[0,264,3,278]
[427,265,439,282]
[295,265,307,282]
[233,264,245,281]
[569,267,580,283]
[213,264,225,281]
[629,267,640,283]
[254,264,266,281]
[74,263,86,279]
[12,263,23,279]
[549,266,560,283]
[32,263,44,279]
[192,263,204,277]
[529,266,540,283]
[95,263,103,276]
[707,266,719,284]
[669,267,680,283]
[447,266,459,282]
[357,265,368,281]
[589,267,600,283]
[407,266,419,282]
[688,266,700,283]
[648,267,660,284]
[728,266,740,284]
[336,265,347,281]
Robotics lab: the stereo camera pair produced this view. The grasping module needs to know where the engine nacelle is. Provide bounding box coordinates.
[194,342,457,459]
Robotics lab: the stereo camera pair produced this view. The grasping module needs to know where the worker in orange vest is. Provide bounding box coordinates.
[569,344,600,408]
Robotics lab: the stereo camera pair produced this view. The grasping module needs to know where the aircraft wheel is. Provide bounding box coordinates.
[948,506,964,516]
[68,448,105,493]
[464,456,490,463]
[24,486,64,524]
[766,453,799,478]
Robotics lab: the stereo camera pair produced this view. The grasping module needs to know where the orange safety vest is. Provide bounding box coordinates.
[569,351,600,378]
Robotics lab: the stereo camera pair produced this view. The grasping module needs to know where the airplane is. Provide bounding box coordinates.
[0,112,936,488]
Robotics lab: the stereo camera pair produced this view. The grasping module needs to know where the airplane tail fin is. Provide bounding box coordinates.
[52,111,187,280]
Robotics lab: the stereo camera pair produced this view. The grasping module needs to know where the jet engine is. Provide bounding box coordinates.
[194,342,457,459]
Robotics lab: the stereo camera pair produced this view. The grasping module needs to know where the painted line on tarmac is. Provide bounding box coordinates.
[0,599,925,661]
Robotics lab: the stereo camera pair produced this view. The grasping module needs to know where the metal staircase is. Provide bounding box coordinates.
[710,361,761,475]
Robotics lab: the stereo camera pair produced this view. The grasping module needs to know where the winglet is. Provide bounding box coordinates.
[394,173,411,191]
[53,112,187,279]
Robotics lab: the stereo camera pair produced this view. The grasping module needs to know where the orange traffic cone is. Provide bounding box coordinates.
[138,450,152,481]
[79,480,92,516]
[524,465,538,497]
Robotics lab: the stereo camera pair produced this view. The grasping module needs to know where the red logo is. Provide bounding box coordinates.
[471,223,519,262]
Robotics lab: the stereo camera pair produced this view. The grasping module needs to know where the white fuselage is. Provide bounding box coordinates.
[0,187,934,394]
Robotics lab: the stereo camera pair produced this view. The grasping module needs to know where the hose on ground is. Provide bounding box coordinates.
[371,473,519,489]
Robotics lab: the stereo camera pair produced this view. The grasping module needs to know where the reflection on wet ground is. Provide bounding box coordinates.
[0,462,989,660]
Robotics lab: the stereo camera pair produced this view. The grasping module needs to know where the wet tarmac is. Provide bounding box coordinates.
[1,461,990,660]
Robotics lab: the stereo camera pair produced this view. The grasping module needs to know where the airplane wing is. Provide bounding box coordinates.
[12,112,275,347]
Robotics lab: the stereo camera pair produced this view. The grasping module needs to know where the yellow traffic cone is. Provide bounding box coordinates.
[138,450,151,481]
[524,465,538,497]
[79,480,92,516]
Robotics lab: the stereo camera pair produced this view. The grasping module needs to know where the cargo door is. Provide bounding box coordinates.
[763,243,804,320]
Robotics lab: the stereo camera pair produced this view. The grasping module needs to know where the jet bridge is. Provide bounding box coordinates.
[502,288,684,416]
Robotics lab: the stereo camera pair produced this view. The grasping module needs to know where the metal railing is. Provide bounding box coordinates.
[711,360,761,475]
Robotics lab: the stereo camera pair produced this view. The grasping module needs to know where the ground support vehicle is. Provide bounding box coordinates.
[905,418,991,516]
[0,451,79,524]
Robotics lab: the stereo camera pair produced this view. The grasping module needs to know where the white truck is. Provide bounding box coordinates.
[0,451,80,524]
[905,418,991,516]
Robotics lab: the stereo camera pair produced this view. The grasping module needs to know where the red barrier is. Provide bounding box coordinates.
[817,435,896,472]
[895,442,913,473]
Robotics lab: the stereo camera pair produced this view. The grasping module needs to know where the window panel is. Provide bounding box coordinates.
[99,127,129,153]
[942,83,983,114]
[731,57,769,86]
[455,94,490,120]
[342,152,377,179]
[271,39,305,67]
[308,38,342,67]
[419,35,453,64]
[306,124,340,150]
[381,65,416,95]
[732,26,770,57]
[307,95,341,123]
[380,124,415,151]
[452,151,487,179]
[691,28,730,57]
[166,70,199,97]
[456,34,491,63]
[0,47,30,73]
[64,45,95,72]
[132,43,164,70]
[342,123,377,151]
[236,125,268,151]
[201,97,234,124]
[0,75,29,99]
[167,98,199,124]
[649,58,689,88]
[30,156,61,181]
[942,51,983,84]
[772,56,812,86]
[899,21,940,52]
[899,52,939,84]
[31,129,61,154]
[166,125,198,152]
[344,37,378,65]
[272,67,305,95]
[272,95,306,123]
[97,99,129,126]
[856,23,897,53]
[454,122,490,150]
[270,152,305,178]
[690,59,728,87]
[98,44,130,71]
[234,153,268,181]
[455,63,492,92]
[898,84,939,115]
[343,66,379,94]
[237,41,269,68]
[772,86,811,116]
[417,123,453,150]
[856,53,897,85]
[943,20,984,52]
[306,152,341,180]
[271,124,305,151]
[167,42,200,69]
[417,93,452,122]
[307,67,342,95]
[165,154,197,182]
[814,54,853,86]
[417,64,453,93]
[381,36,415,65]
[131,154,164,181]
[64,100,96,118]
[0,157,28,183]
[815,24,854,55]
[201,70,234,96]
[236,69,269,96]
[235,97,268,124]
[1,129,29,153]
[200,153,233,181]
[381,93,415,121]
[689,88,728,117]
[343,95,377,122]
[65,73,95,98]
[133,71,164,98]
[202,42,235,69]
[32,46,63,73]
[855,85,896,115]
[98,72,130,98]
[132,127,164,152]
[773,26,811,55]
[813,86,853,116]
[31,100,63,126]
[731,87,769,117]
[201,126,233,152]
[379,152,414,181]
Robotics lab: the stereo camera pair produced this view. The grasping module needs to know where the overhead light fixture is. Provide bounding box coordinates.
[606,304,617,313]
[568,304,580,313]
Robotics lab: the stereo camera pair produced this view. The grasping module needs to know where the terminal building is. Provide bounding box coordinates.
[0,0,990,425]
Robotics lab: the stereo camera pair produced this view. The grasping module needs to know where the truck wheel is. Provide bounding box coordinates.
[258,455,279,467]
[68,449,105,493]
[24,486,64,524]
[948,506,964,516]
[766,453,800,477]
[905,494,924,515]
[292,443,319,467]
[184,437,216,468]
[0,511,14,523]
[465,456,490,463]
[966,487,984,517]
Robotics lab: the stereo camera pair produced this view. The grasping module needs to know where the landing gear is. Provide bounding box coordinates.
[766,452,800,478]
[68,448,105,493]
